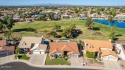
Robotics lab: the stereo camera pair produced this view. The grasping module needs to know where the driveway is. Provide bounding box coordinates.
[104,60,122,70]
[0,55,15,65]
[29,54,47,65]
[69,57,83,66]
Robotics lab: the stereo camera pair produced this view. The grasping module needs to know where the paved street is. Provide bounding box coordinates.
[104,60,122,70]
[29,54,47,65]
[0,62,99,70]
[0,55,15,65]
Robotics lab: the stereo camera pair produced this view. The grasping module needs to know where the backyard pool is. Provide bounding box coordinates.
[56,40,70,42]
[93,19,125,28]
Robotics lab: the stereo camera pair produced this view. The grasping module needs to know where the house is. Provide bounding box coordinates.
[84,39,118,61]
[115,44,125,60]
[49,42,80,59]
[0,40,15,57]
[25,18,35,22]
[18,36,47,54]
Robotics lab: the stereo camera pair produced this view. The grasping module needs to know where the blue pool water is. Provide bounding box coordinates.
[56,40,70,42]
[93,19,125,28]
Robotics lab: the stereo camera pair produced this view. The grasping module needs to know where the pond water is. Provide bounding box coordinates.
[93,19,125,28]
[81,18,125,28]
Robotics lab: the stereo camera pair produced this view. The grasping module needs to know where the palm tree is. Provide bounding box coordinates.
[109,25,117,41]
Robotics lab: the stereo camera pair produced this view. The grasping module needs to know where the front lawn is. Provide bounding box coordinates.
[15,54,30,60]
[86,51,95,58]
[45,55,70,65]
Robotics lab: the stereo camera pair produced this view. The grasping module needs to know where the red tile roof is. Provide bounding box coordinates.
[0,40,6,46]
[49,42,80,55]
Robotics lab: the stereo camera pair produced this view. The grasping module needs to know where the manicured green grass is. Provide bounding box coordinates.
[45,55,70,65]
[15,54,30,60]
[86,51,95,58]
[1,18,125,40]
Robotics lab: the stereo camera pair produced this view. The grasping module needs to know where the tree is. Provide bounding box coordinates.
[50,31,57,37]
[3,16,15,30]
[108,15,114,25]
[4,30,13,40]
[61,27,72,38]
[6,17,15,30]
[109,9,116,18]
[37,14,46,21]
[109,25,117,40]
[85,17,94,29]
[70,24,76,31]
[53,24,61,32]
[48,13,54,20]
[15,48,20,54]
[0,19,6,32]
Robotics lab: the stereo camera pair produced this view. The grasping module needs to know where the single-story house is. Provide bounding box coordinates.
[49,42,80,59]
[18,36,46,54]
[0,40,15,57]
[84,39,118,61]
[25,18,35,22]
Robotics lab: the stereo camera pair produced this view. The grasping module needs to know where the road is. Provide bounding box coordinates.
[0,62,100,70]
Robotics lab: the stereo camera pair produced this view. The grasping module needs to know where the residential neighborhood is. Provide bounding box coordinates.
[0,0,125,70]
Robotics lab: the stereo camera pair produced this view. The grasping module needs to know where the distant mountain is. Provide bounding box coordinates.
[33,3,73,6]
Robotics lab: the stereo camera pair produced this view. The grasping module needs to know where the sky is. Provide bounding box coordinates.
[0,0,125,6]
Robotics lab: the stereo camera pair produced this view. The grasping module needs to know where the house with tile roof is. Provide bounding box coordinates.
[0,40,15,57]
[84,39,118,61]
[49,42,80,59]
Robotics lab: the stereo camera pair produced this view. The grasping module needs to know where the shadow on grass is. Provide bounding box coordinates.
[13,28,36,32]
[93,27,100,31]
[116,34,122,37]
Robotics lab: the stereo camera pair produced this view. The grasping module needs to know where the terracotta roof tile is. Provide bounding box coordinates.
[0,40,6,47]
[49,42,79,55]
[85,39,113,52]
[101,50,118,57]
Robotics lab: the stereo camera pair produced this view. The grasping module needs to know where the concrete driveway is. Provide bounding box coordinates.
[104,60,122,70]
[0,55,15,65]
[29,54,47,65]
[69,57,83,66]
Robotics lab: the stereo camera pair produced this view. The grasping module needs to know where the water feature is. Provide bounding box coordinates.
[93,19,125,28]
[81,17,125,28]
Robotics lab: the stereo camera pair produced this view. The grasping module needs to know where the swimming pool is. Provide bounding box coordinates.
[56,40,70,42]
[93,19,125,28]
